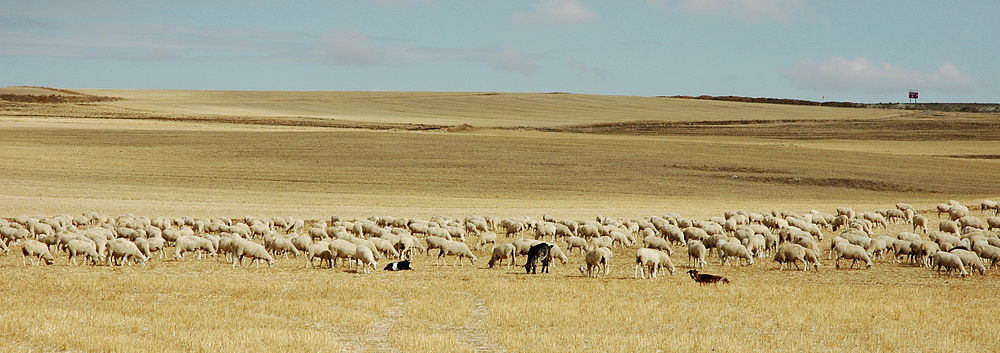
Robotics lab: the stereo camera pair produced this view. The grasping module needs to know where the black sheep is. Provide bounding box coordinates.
[524,243,552,274]
[687,269,729,284]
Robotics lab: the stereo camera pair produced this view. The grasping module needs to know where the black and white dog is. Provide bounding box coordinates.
[383,260,412,271]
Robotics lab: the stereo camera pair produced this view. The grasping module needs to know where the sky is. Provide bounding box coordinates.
[1,0,997,102]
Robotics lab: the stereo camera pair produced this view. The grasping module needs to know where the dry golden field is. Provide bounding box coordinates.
[1,87,999,352]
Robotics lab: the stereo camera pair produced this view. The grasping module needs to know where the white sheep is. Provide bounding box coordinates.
[109,239,147,266]
[931,251,968,277]
[488,243,517,269]
[548,244,569,265]
[834,242,872,269]
[687,240,707,269]
[719,240,754,266]
[634,248,663,279]
[67,238,101,266]
[353,245,377,274]
[642,235,672,254]
[475,231,498,251]
[232,238,274,268]
[564,236,589,255]
[328,239,358,269]
[949,249,986,275]
[437,240,477,266]
[579,246,612,278]
[773,243,808,271]
[912,215,929,234]
[174,235,216,261]
[21,239,54,266]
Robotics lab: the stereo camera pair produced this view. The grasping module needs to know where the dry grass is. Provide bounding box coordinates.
[1,89,999,352]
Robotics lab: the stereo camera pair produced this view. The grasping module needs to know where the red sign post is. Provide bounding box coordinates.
[909,90,918,103]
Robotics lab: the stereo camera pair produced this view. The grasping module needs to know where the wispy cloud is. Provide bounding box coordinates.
[370,0,432,7]
[318,29,540,75]
[565,57,608,80]
[648,0,802,21]
[785,57,976,94]
[513,0,598,25]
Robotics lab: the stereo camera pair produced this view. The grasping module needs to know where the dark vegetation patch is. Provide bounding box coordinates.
[720,175,925,192]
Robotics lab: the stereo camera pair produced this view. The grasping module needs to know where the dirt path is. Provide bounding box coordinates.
[455,293,506,353]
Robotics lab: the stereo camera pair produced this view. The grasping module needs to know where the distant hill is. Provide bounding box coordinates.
[670,95,1000,113]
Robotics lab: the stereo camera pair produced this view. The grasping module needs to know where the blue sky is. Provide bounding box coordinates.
[1,0,997,102]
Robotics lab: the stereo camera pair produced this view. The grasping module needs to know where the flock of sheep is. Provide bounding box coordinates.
[3,199,999,280]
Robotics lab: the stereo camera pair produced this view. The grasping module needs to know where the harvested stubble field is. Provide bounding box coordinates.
[1,87,999,353]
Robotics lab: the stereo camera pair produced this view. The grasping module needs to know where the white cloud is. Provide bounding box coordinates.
[565,57,608,80]
[648,0,801,21]
[513,0,598,25]
[785,57,976,94]
[318,30,540,75]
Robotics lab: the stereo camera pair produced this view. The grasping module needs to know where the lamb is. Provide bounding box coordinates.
[579,246,612,278]
[488,243,517,269]
[524,242,552,274]
[353,245,377,274]
[232,238,274,268]
[437,240,477,267]
[718,240,754,267]
[931,251,968,277]
[21,239,55,266]
[834,242,872,269]
[687,240,707,269]
[109,239,148,266]
[66,238,101,266]
[174,235,217,261]
[949,249,986,275]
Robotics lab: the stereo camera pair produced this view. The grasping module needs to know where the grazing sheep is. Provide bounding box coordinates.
[67,239,100,266]
[564,236,589,255]
[475,231,498,251]
[548,244,569,265]
[642,235,672,254]
[949,249,986,275]
[634,248,670,279]
[958,216,987,230]
[488,243,517,269]
[683,227,709,243]
[931,251,968,277]
[912,215,928,234]
[437,240,477,267]
[425,235,450,257]
[270,236,300,259]
[987,217,1000,231]
[524,243,552,274]
[687,240,707,269]
[590,236,614,250]
[174,235,216,261]
[306,241,335,268]
[353,245,377,274]
[773,243,808,271]
[232,239,274,268]
[719,241,754,267]
[579,246,612,278]
[973,243,1000,268]
[21,239,54,266]
[109,239,147,266]
[834,242,872,269]
[329,239,358,269]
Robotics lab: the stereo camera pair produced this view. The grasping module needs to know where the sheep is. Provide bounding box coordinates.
[958,216,987,230]
[931,251,968,277]
[912,215,928,234]
[306,241,335,268]
[21,239,54,266]
[683,227,709,243]
[564,236,589,255]
[370,237,400,259]
[635,248,667,279]
[988,217,1000,231]
[687,240,707,269]
[579,246,612,278]
[488,243,517,269]
[973,243,1000,268]
[590,236,613,250]
[773,243,808,271]
[437,240,477,267]
[270,236,300,259]
[949,249,986,275]
[66,238,101,266]
[719,240,754,267]
[353,245,377,274]
[890,239,913,264]
[608,230,632,248]
[174,235,216,261]
[548,244,569,265]
[109,239,147,266]
[232,238,274,268]
[834,242,872,269]
[425,235,450,257]
[642,235,672,254]
[524,242,552,274]
[329,239,358,269]
[803,248,821,271]
[475,231,498,251]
